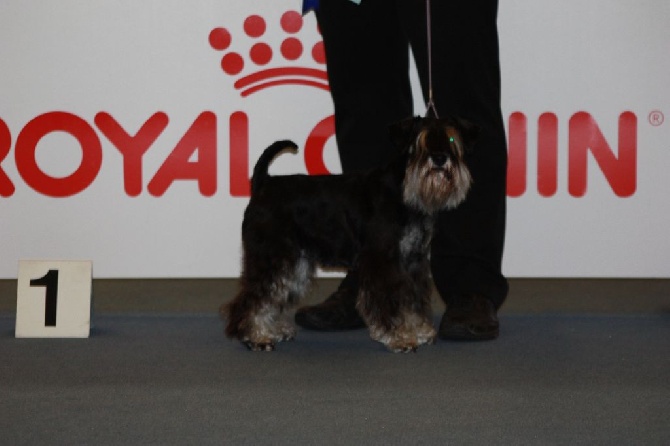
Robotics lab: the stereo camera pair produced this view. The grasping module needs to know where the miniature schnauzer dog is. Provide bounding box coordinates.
[222,116,476,352]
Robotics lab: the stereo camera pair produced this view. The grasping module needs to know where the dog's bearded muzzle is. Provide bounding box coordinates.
[403,141,472,215]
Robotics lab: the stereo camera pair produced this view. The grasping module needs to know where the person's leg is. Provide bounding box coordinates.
[315,0,413,172]
[295,0,413,330]
[398,0,508,339]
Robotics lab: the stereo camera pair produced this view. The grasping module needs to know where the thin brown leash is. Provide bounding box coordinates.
[425,0,439,118]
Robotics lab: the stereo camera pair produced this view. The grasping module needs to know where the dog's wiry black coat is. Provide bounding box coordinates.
[223,116,476,352]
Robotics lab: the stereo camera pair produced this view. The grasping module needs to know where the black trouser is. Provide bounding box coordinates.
[316,0,508,308]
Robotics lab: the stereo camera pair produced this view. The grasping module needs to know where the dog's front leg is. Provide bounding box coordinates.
[356,257,436,353]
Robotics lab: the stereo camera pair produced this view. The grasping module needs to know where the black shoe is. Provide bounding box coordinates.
[295,274,366,331]
[439,294,499,341]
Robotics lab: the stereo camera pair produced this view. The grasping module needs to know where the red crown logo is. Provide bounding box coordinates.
[209,10,329,97]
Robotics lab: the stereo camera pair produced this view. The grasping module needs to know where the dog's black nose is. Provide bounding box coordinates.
[430,153,448,167]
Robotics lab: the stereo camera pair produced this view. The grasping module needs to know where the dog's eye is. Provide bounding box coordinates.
[449,137,455,143]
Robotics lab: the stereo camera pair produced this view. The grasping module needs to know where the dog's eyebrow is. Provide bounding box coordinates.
[445,127,457,139]
[412,133,426,153]
[445,128,463,152]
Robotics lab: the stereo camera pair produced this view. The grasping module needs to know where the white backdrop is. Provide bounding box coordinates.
[1,0,669,278]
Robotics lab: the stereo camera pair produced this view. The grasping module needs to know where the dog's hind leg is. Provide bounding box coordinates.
[222,252,314,351]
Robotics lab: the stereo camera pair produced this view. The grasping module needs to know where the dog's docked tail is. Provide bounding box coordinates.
[251,140,298,194]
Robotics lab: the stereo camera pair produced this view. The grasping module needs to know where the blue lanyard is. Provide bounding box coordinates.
[303,0,361,14]
[302,0,320,14]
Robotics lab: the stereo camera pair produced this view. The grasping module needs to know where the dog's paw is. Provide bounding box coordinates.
[384,334,435,353]
[231,309,297,352]
[387,343,419,354]
[240,330,296,352]
[369,316,436,353]
[244,340,277,352]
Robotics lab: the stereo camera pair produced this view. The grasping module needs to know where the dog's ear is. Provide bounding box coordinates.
[445,116,480,150]
[389,116,422,149]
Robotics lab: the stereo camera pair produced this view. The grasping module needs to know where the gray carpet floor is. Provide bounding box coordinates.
[1,279,669,445]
